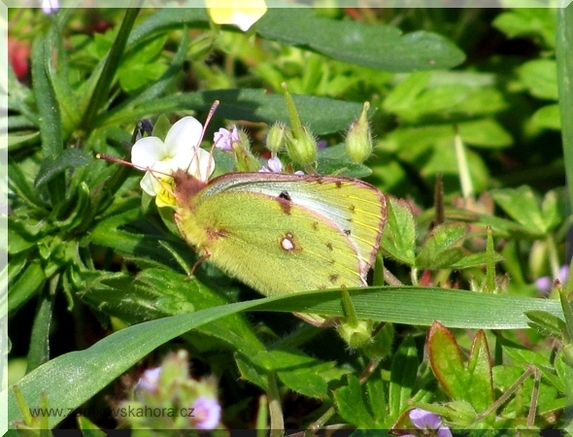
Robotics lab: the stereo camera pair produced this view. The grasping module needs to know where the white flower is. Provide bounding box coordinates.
[131,116,215,197]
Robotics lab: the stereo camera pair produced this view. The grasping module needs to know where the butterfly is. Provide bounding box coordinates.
[172,169,387,299]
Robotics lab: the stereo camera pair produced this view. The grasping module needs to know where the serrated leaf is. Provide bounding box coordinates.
[235,353,268,390]
[449,252,505,270]
[416,222,468,269]
[490,186,548,236]
[466,331,495,415]
[381,197,416,266]
[388,337,418,418]
[525,310,567,338]
[335,375,378,428]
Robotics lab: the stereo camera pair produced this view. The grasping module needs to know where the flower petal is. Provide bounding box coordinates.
[437,426,453,437]
[139,160,173,196]
[136,367,162,393]
[192,396,221,430]
[164,116,204,156]
[409,408,442,429]
[131,136,165,169]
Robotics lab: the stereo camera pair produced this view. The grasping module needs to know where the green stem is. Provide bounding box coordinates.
[556,4,573,218]
[546,233,561,279]
[453,127,473,199]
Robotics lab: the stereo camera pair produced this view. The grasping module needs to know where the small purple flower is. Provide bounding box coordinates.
[259,156,283,173]
[191,396,221,430]
[42,0,59,14]
[403,408,452,437]
[135,367,162,394]
[213,126,240,151]
[535,265,569,294]
[259,157,305,175]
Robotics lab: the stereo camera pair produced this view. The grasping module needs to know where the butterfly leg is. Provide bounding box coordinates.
[188,247,212,278]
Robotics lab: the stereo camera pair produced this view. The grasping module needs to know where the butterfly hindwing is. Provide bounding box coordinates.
[176,189,367,296]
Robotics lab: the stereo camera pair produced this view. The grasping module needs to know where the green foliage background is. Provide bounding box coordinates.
[6,4,573,434]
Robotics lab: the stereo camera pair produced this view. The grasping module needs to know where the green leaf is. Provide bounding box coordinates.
[531,104,561,130]
[249,348,340,398]
[493,8,556,49]
[388,337,418,418]
[98,89,364,136]
[416,222,468,269]
[497,335,563,392]
[6,288,566,428]
[257,9,465,72]
[380,197,416,266]
[517,59,558,100]
[466,331,495,415]
[384,72,507,123]
[316,144,373,178]
[235,353,268,391]
[80,268,265,357]
[449,252,505,270]
[77,415,106,437]
[27,290,55,372]
[526,310,567,339]
[490,186,548,236]
[34,149,91,188]
[8,261,47,314]
[334,375,378,428]
[540,188,567,232]
[457,118,513,149]
[427,321,467,400]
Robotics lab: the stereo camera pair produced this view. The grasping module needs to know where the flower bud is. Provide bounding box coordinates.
[285,126,317,166]
[266,123,289,154]
[337,319,373,349]
[345,102,372,163]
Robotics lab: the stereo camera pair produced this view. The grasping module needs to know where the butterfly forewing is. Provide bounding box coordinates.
[196,173,387,274]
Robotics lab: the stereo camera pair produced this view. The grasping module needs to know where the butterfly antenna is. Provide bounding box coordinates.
[97,153,176,197]
[185,100,220,180]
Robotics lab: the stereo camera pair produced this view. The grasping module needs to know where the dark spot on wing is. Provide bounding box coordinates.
[326,242,333,250]
[279,191,292,201]
[349,204,356,212]
[329,274,339,284]
[335,181,342,188]
[312,221,319,231]
[344,229,351,236]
